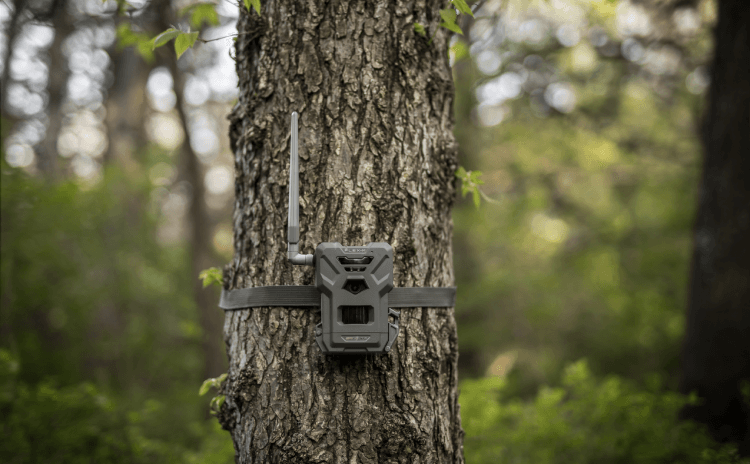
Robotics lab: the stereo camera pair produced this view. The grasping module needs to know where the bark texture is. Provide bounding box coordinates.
[680,0,750,456]
[221,1,464,463]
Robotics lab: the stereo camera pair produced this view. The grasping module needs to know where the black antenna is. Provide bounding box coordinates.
[287,112,313,266]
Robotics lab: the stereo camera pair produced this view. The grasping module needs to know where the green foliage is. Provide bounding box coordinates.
[456,166,485,209]
[200,373,227,416]
[1,348,235,464]
[440,8,463,35]
[440,0,474,36]
[414,22,427,37]
[115,23,154,62]
[451,0,473,17]
[451,0,707,398]
[0,149,233,462]
[199,267,223,288]
[460,360,750,464]
[416,0,474,43]
[243,0,261,15]
[199,373,227,396]
[149,28,200,60]
[175,32,199,59]
[152,28,183,49]
[180,2,220,29]
[1,362,134,463]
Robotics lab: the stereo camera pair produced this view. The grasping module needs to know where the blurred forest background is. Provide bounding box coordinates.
[1,0,748,462]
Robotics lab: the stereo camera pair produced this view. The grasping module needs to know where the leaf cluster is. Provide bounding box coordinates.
[460,360,750,464]
[455,166,485,209]
[414,0,474,42]
[199,373,227,415]
[0,146,234,462]
[199,267,223,288]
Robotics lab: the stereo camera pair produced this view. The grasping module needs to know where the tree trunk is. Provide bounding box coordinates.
[154,0,227,386]
[38,0,73,178]
[172,63,228,381]
[220,1,464,463]
[1,0,25,112]
[680,0,750,456]
[103,46,150,168]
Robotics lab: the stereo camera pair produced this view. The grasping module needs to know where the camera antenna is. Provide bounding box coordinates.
[287,112,313,266]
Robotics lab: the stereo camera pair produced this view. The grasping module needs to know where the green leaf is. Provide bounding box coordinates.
[116,23,138,48]
[451,40,469,62]
[211,394,226,409]
[470,170,484,185]
[152,28,181,50]
[439,8,463,35]
[175,31,199,59]
[136,41,155,63]
[187,3,220,29]
[440,20,464,35]
[199,267,223,288]
[472,187,480,208]
[199,378,214,396]
[200,373,226,396]
[439,8,457,24]
[461,183,470,197]
[451,0,474,17]
[243,0,260,15]
[455,166,467,179]
[116,25,133,47]
[413,22,426,37]
[116,23,154,62]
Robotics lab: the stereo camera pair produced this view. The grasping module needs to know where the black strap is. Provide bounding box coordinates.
[219,285,456,310]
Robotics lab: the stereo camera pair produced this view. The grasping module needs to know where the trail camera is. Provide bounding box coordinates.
[219,112,456,355]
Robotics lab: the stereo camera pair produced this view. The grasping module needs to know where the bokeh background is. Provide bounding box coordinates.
[2,0,744,462]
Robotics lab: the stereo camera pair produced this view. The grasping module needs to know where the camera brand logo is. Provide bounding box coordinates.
[344,248,367,253]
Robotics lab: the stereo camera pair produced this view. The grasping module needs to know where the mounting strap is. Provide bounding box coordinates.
[219,286,456,310]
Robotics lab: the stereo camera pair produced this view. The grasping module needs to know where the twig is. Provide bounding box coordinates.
[478,188,502,205]
[198,31,245,43]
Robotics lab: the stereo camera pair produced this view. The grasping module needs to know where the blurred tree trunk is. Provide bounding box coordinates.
[156,7,226,381]
[0,0,27,121]
[38,0,73,177]
[219,2,464,463]
[680,0,750,456]
[103,45,150,168]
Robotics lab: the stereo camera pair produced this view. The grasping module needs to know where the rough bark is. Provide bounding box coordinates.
[679,0,750,456]
[220,1,464,463]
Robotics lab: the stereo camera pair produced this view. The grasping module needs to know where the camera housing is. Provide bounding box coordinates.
[313,242,400,354]
[287,112,399,354]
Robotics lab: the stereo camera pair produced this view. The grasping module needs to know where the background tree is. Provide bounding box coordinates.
[218,1,465,462]
[680,0,750,455]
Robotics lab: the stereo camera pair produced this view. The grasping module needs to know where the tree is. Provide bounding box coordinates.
[155,0,227,382]
[680,0,750,456]
[218,1,465,462]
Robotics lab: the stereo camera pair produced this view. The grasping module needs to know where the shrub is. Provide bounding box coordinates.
[460,359,749,464]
